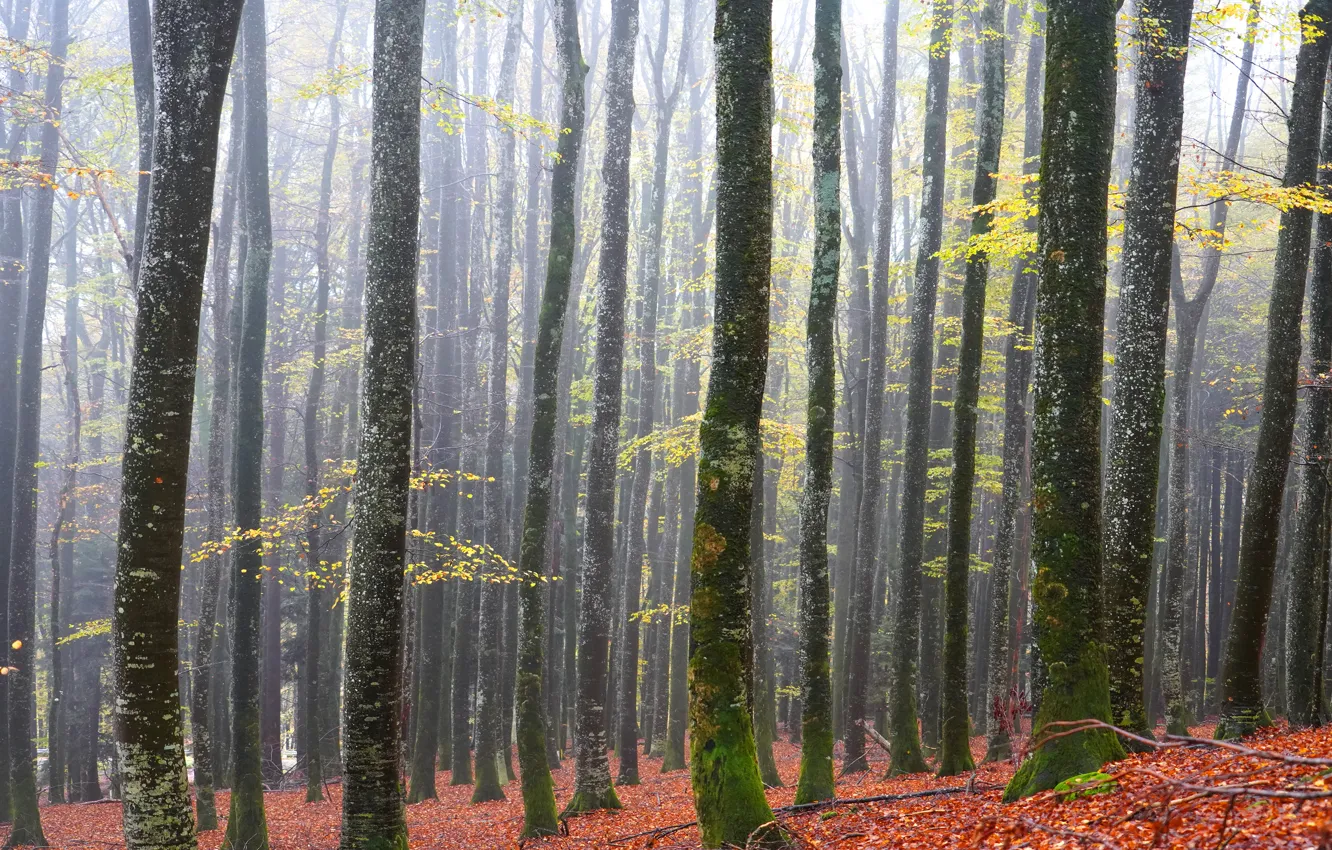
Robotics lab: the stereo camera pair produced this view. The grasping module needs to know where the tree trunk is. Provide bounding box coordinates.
[512,0,585,835]
[661,66,709,774]
[1102,0,1193,745]
[1004,0,1126,801]
[337,0,423,846]
[688,0,777,843]
[224,1,274,845]
[1285,62,1332,728]
[303,0,347,802]
[110,2,244,847]
[473,0,525,804]
[888,0,951,779]
[563,0,635,815]
[938,0,1004,778]
[795,0,840,793]
[1218,0,1332,740]
[984,4,1044,764]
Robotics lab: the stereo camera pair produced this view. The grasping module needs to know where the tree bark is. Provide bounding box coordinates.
[794,0,840,802]
[473,0,525,804]
[1102,0,1193,746]
[1003,0,1126,801]
[687,0,777,843]
[1218,0,1332,740]
[563,0,636,815]
[512,0,585,835]
[1285,50,1332,729]
[337,0,423,846]
[888,0,951,779]
[984,4,1044,764]
[110,2,244,847]
[938,0,1004,778]
[223,1,273,845]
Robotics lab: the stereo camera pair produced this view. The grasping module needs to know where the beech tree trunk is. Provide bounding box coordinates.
[109,3,244,848]
[1004,0,1126,801]
[687,0,777,844]
[794,0,840,804]
[337,0,423,846]
[938,0,1004,778]
[512,0,586,835]
[224,1,273,844]
[1218,0,1332,740]
[984,4,1044,765]
[888,0,951,779]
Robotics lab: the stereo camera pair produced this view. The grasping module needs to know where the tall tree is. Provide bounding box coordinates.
[473,0,526,804]
[794,0,840,805]
[661,49,708,775]
[303,0,348,802]
[984,3,1044,764]
[938,0,1004,777]
[1004,0,1126,800]
[687,0,777,844]
[338,0,424,846]
[110,1,245,847]
[563,0,636,815]
[888,0,951,778]
[1102,0,1194,745]
[223,0,273,845]
[1219,0,1332,739]
[6,0,65,839]
[1160,0,1258,737]
[842,0,899,777]
[512,0,586,835]
[1287,39,1332,731]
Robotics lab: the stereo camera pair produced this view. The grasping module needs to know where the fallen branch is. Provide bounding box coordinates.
[854,719,893,757]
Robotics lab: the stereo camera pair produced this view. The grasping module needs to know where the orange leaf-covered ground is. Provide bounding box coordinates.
[21,723,1332,848]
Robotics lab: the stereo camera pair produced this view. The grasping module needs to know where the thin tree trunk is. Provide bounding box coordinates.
[223,1,274,843]
[984,5,1044,764]
[563,0,636,815]
[888,0,951,779]
[303,0,347,802]
[110,2,244,847]
[473,0,525,803]
[938,0,1004,778]
[1003,0,1126,801]
[512,0,585,835]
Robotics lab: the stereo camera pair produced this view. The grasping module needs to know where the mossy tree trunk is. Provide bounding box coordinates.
[223,1,273,845]
[1218,0,1332,741]
[512,0,586,835]
[938,0,1004,778]
[984,5,1044,765]
[109,1,244,847]
[687,0,778,844]
[794,0,840,804]
[1003,0,1126,802]
[337,0,424,846]
[888,0,951,779]
[564,0,634,816]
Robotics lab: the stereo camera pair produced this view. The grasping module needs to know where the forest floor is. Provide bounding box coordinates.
[23,720,1332,848]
